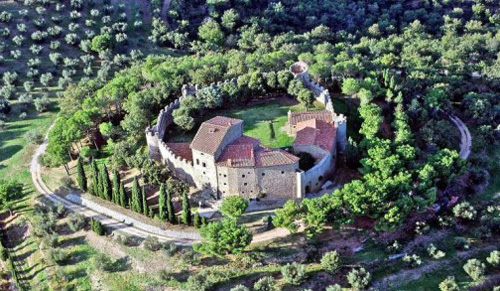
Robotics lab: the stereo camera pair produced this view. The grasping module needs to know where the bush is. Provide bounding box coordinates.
[253,276,278,291]
[186,271,215,291]
[230,284,250,291]
[34,95,50,112]
[162,242,179,257]
[67,213,86,232]
[403,254,422,268]
[463,259,486,281]
[92,253,112,272]
[453,201,477,220]
[487,250,500,267]
[326,284,342,291]
[90,218,105,235]
[0,247,8,261]
[439,276,459,291]
[427,244,446,259]
[143,236,161,251]
[219,196,248,218]
[48,249,69,265]
[347,267,371,290]
[281,262,307,285]
[180,249,200,265]
[321,250,340,274]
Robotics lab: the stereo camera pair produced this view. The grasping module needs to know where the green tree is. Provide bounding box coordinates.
[198,19,224,47]
[119,181,127,208]
[219,196,248,218]
[90,158,99,196]
[100,164,112,201]
[347,267,371,290]
[166,180,175,223]
[194,212,202,228]
[181,190,191,225]
[158,183,167,220]
[253,276,277,291]
[0,180,23,215]
[131,177,142,213]
[281,262,307,285]
[194,218,252,256]
[272,200,302,233]
[112,169,120,204]
[321,251,341,274]
[91,34,113,53]
[297,88,315,108]
[463,259,486,281]
[341,78,361,95]
[76,158,87,192]
[142,186,148,216]
[439,276,459,291]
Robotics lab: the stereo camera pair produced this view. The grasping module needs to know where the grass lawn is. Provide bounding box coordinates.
[170,99,325,149]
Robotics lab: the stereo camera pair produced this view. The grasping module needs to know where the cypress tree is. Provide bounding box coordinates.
[112,169,120,204]
[194,212,201,228]
[76,158,87,192]
[158,183,166,220]
[131,177,141,213]
[181,190,191,225]
[100,164,112,201]
[142,186,148,216]
[119,181,127,208]
[90,158,99,196]
[166,182,175,223]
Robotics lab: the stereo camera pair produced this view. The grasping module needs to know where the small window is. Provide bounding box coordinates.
[224,174,227,178]
[262,173,265,176]
[318,176,323,182]
[242,174,246,178]
[281,171,285,174]
[202,162,206,168]
[196,159,200,165]
[203,172,205,175]
[200,153,204,156]
[248,172,250,174]
[242,191,245,194]
[224,183,227,186]
[244,183,247,186]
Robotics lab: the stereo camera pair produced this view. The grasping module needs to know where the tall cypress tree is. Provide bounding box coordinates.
[158,183,166,220]
[90,158,99,196]
[112,169,120,204]
[100,164,112,201]
[142,186,148,216]
[119,181,127,208]
[181,190,191,225]
[76,158,87,192]
[166,184,175,223]
[131,177,141,213]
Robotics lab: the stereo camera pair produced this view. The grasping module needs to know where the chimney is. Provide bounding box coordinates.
[227,159,232,166]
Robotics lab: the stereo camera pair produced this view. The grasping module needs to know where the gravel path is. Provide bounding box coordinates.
[448,114,471,159]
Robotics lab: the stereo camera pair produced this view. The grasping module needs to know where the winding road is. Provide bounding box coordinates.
[448,114,472,160]
[30,125,289,245]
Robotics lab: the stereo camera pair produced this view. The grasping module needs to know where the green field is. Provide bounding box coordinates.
[170,99,326,148]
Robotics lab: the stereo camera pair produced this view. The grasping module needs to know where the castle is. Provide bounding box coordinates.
[146,62,347,201]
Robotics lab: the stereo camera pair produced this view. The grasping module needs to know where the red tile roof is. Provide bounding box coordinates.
[190,117,243,155]
[289,110,333,125]
[294,119,337,152]
[165,142,193,162]
[217,136,299,168]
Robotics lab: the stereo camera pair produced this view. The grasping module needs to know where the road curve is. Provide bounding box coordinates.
[29,124,288,245]
[448,114,472,160]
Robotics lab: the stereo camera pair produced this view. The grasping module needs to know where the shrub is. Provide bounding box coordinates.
[48,249,69,265]
[0,246,8,261]
[253,276,278,291]
[67,213,86,232]
[143,236,161,252]
[347,267,371,290]
[186,271,215,291]
[180,249,200,265]
[90,218,105,235]
[454,237,470,250]
[34,95,50,112]
[439,276,459,291]
[487,250,500,267]
[281,262,307,285]
[230,285,250,291]
[326,284,342,291]
[162,242,179,257]
[453,201,477,220]
[19,112,27,120]
[463,259,486,281]
[427,244,446,259]
[321,250,341,274]
[65,33,79,45]
[92,253,112,271]
[403,254,422,268]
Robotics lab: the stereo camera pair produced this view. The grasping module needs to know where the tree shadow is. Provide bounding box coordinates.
[0,145,23,163]
[109,256,132,272]
[62,249,90,265]
[58,235,86,248]
[67,268,88,281]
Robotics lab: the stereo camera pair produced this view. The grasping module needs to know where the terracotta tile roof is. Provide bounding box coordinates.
[217,136,299,168]
[190,116,243,155]
[289,110,333,125]
[255,148,299,167]
[294,119,337,152]
[165,142,193,161]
